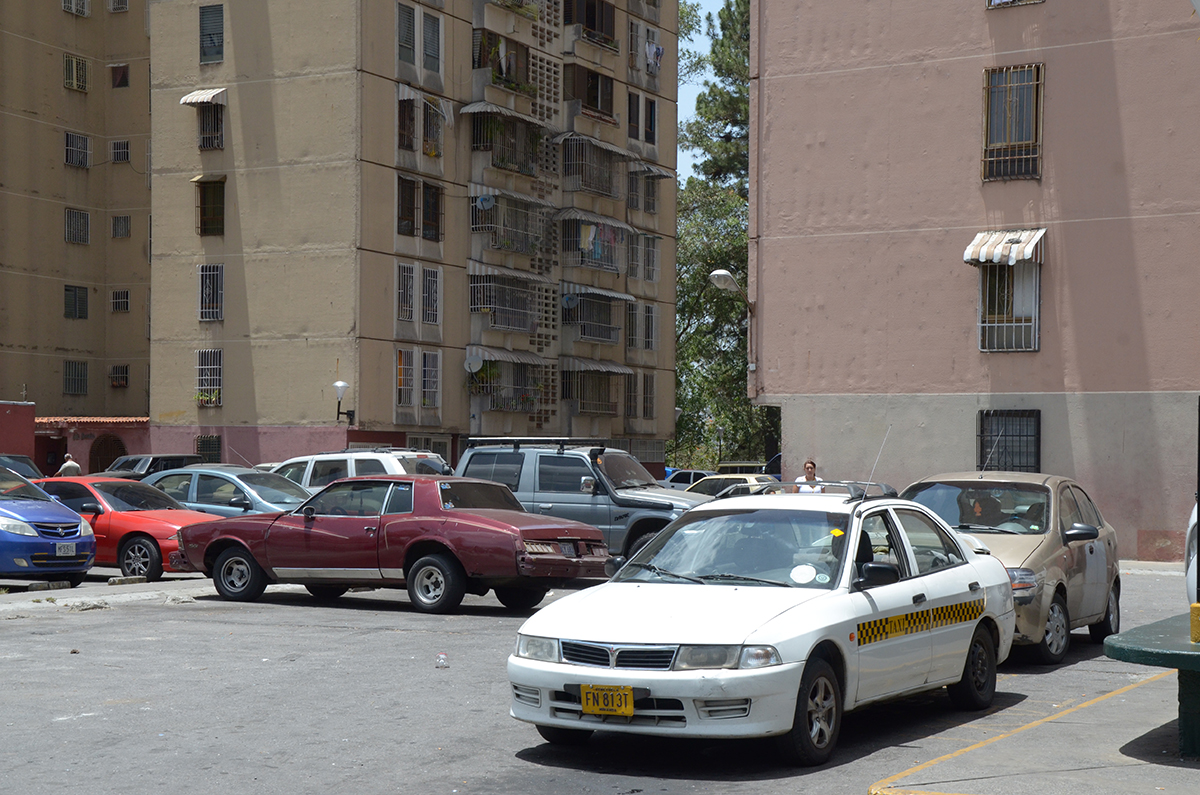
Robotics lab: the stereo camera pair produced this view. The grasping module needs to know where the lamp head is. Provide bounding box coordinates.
[333,380,350,401]
[708,269,739,292]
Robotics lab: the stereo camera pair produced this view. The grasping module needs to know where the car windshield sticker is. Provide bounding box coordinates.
[440,482,451,489]
[856,598,985,646]
[791,565,817,584]
[443,502,454,509]
[831,528,844,537]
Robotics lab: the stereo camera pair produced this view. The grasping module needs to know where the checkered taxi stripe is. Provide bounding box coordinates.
[856,598,985,646]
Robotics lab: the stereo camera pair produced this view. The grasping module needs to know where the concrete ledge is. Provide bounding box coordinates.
[26,581,72,592]
[107,576,147,586]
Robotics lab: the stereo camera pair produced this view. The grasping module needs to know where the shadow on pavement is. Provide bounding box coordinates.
[1119,720,1200,767]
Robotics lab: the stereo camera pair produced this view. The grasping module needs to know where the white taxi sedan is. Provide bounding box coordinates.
[508,485,1015,766]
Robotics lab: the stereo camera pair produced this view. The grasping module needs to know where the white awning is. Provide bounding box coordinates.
[553,207,636,233]
[561,281,635,302]
[552,131,634,159]
[559,356,635,375]
[467,260,554,284]
[180,88,227,106]
[963,228,1047,266]
[466,345,547,366]
[629,160,675,179]
[190,174,227,183]
[469,183,556,208]
[397,83,422,102]
[460,101,554,131]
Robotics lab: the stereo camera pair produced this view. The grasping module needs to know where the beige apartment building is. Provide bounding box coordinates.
[2,0,678,473]
[749,0,1200,559]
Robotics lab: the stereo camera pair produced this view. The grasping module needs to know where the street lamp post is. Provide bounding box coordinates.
[709,268,757,380]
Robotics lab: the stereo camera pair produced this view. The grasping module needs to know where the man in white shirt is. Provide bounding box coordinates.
[54,454,82,477]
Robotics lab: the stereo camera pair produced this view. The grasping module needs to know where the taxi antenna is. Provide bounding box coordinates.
[980,431,1004,475]
[865,425,892,489]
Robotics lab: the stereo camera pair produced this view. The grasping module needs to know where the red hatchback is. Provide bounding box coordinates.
[36,477,215,581]
[171,475,609,613]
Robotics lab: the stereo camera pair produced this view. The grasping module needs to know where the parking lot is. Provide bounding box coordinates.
[1,564,1195,795]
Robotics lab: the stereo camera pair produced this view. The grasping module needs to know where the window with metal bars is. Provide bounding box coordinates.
[111,140,130,163]
[627,170,640,210]
[626,235,641,278]
[196,349,223,406]
[63,0,90,17]
[200,5,224,64]
[977,409,1040,472]
[111,290,130,312]
[421,182,443,241]
[108,0,128,11]
[473,361,539,413]
[642,236,659,281]
[109,365,130,388]
[110,64,129,88]
[978,261,1039,351]
[397,348,416,406]
[112,215,131,238]
[470,113,539,176]
[983,64,1043,181]
[64,285,89,319]
[421,267,440,324]
[196,181,224,235]
[644,175,658,213]
[563,295,619,343]
[987,0,1043,7]
[64,54,88,91]
[470,195,545,254]
[199,263,224,321]
[564,64,614,117]
[65,132,91,168]
[561,220,624,272]
[626,301,639,349]
[398,176,417,236]
[643,304,658,350]
[421,350,441,407]
[422,14,440,72]
[422,99,443,157]
[63,361,88,395]
[65,209,90,244]
[564,0,617,49]
[469,276,538,332]
[195,435,222,463]
[624,373,638,417]
[397,263,415,321]
[561,138,623,199]
[642,372,655,418]
[199,104,223,149]
[398,98,416,150]
[562,372,616,415]
[398,3,416,64]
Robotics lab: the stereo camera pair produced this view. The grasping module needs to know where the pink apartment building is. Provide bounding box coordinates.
[748,0,1200,560]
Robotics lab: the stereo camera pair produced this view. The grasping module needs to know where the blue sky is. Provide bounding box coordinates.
[676,0,724,181]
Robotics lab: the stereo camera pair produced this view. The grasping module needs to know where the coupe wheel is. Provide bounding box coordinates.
[1088,581,1120,642]
[947,625,997,710]
[119,537,163,581]
[535,725,593,746]
[305,585,348,601]
[1035,591,1070,665]
[406,554,466,614]
[494,586,547,611]
[773,657,842,766]
[212,547,268,602]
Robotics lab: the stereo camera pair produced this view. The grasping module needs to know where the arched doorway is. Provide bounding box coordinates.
[89,434,128,474]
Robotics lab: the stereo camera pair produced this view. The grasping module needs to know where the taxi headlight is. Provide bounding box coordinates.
[515,634,560,662]
[738,646,783,669]
[78,518,93,537]
[673,645,782,670]
[0,518,38,537]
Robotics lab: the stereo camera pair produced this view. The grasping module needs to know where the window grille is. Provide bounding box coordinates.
[397,263,415,320]
[109,364,130,388]
[200,5,224,64]
[199,104,223,149]
[983,64,1043,181]
[987,0,1043,7]
[642,237,659,281]
[626,301,640,349]
[199,263,224,321]
[109,0,128,11]
[196,181,224,235]
[642,372,655,418]
[422,14,440,72]
[979,261,1039,351]
[470,195,546,255]
[398,98,416,150]
[473,361,540,413]
[642,304,658,350]
[111,140,131,163]
[65,132,91,168]
[469,276,539,332]
[63,361,88,395]
[196,348,223,406]
[561,219,624,272]
[112,215,131,238]
[65,209,90,244]
[111,290,130,312]
[563,295,619,344]
[470,114,539,176]
[421,267,440,324]
[423,99,443,157]
[644,99,657,145]
[627,171,640,210]
[978,409,1040,472]
[63,0,90,17]
[64,285,89,319]
[624,373,638,417]
[626,235,641,278]
[628,21,641,71]
[398,4,416,64]
[110,64,129,88]
[421,350,441,407]
[644,175,657,213]
[64,54,88,91]
[561,138,623,199]
[397,349,416,406]
[195,435,222,463]
[421,182,443,241]
[562,372,616,415]
[398,177,417,236]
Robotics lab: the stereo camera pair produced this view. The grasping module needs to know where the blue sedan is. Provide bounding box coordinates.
[144,464,311,517]
[0,467,95,586]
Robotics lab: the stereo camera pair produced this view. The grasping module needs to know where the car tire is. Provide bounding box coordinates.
[305,585,348,601]
[1088,581,1120,642]
[406,554,467,614]
[493,586,547,611]
[535,725,593,746]
[212,546,268,602]
[773,657,842,767]
[119,536,163,581]
[1035,591,1071,665]
[65,572,87,588]
[947,625,997,710]
[628,531,658,558]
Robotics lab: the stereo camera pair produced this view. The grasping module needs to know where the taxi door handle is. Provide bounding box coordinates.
[968,581,981,591]
[912,593,927,605]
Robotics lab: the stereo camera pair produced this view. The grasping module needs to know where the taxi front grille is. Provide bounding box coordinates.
[560,640,677,670]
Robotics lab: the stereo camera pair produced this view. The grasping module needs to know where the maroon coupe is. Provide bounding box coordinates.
[170,475,609,613]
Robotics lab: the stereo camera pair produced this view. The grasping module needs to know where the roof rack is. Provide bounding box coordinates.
[463,437,611,454]
[711,480,897,502]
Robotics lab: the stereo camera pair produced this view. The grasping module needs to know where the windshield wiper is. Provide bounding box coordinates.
[955,523,1020,535]
[699,573,791,587]
[626,562,705,584]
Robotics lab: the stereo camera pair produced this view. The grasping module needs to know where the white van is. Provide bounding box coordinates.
[272,448,451,492]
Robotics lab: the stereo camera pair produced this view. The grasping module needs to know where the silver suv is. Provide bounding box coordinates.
[272,448,451,492]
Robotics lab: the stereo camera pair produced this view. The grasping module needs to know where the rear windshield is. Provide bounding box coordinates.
[240,472,310,505]
[437,481,523,512]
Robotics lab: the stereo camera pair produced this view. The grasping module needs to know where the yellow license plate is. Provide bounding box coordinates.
[580,684,634,717]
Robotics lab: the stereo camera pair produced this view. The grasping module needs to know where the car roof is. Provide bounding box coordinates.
[907,471,1073,489]
[36,476,143,484]
[162,464,262,475]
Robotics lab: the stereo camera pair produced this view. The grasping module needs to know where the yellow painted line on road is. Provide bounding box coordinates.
[867,670,1174,795]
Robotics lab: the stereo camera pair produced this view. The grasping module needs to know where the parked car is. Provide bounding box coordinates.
[455,443,711,557]
[901,472,1121,664]
[716,461,769,475]
[0,454,44,479]
[170,475,609,613]
[657,469,717,490]
[35,477,213,581]
[507,483,1015,765]
[1186,502,1197,606]
[144,465,312,516]
[97,454,205,480]
[686,473,779,497]
[0,467,95,586]
[272,448,452,492]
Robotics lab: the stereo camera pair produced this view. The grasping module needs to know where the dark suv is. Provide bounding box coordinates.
[97,454,205,480]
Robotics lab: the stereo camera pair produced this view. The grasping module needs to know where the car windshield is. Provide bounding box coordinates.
[437,481,524,511]
[94,481,185,511]
[614,507,852,589]
[106,457,142,472]
[0,469,51,501]
[597,453,657,488]
[240,472,311,504]
[902,481,1052,535]
[0,456,43,479]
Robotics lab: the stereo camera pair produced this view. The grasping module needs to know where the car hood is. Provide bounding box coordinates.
[518,581,826,644]
[970,533,1050,569]
[0,498,83,525]
[612,485,712,511]
[451,509,604,541]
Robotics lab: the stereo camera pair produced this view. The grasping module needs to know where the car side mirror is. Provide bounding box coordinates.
[1063,522,1099,543]
[580,476,597,494]
[230,496,252,510]
[80,502,104,515]
[302,505,316,520]
[853,561,901,590]
[604,555,627,577]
